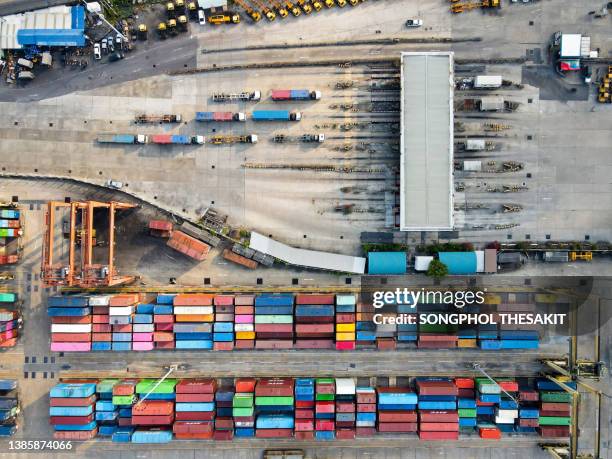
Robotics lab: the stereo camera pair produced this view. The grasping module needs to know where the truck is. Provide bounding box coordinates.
[273,133,324,143]
[209,134,258,144]
[134,114,182,124]
[212,91,261,102]
[150,134,205,145]
[196,112,246,122]
[271,89,322,101]
[473,75,503,89]
[97,134,148,144]
[252,110,301,121]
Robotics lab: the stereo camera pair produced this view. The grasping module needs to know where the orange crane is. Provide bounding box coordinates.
[233,0,262,21]
[250,0,276,19]
[268,0,289,17]
[41,200,136,287]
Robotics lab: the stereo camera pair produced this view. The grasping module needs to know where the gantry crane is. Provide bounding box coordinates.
[41,200,136,287]
[233,0,262,21]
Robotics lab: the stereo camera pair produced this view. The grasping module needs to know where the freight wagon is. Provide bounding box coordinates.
[271,89,322,101]
[196,112,246,122]
[251,110,301,121]
[97,134,148,144]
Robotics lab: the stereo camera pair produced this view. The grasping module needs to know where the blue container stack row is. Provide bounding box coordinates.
[0,380,19,437]
[213,295,235,351]
[294,378,315,439]
[294,294,335,349]
[255,294,294,350]
[50,383,98,440]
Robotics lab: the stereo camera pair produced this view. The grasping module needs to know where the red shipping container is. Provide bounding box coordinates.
[50,395,96,407]
[155,341,175,349]
[176,393,214,403]
[377,386,414,395]
[235,378,256,393]
[256,428,293,438]
[519,418,539,427]
[175,432,214,440]
[175,412,215,421]
[419,431,459,440]
[295,409,314,419]
[454,378,474,389]
[357,403,376,412]
[109,294,141,306]
[155,323,174,331]
[213,342,234,351]
[132,401,174,416]
[296,316,334,324]
[419,411,459,423]
[356,427,376,437]
[315,402,335,414]
[215,305,235,314]
[92,306,108,315]
[255,324,293,333]
[271,89,291,100]
[294,339,334,349]
[519,389,539,402]
[458,388,475,398]
[235,295,255,306]
[315,419,335,430]
[92,333,112,342]
[176,379,216,394]
[418,340,457,349]
[295,430,315,440]
[541,403,570,411]
[50,414,94,425]
[336,341,356,350]
[295,420,314,431]
[540,409,571,416]
[357,393,376,404]
[213,430,234,440]
[416,381,458,396]
[52,316,91,324]
[335,402,355,413]
[214,418,234,429]
[153,332,174,342]
[538,426,570,437]
[92,315,109,324]
[92,324,111,333]
[377,422,418,432]
[336,428,355,440]
[235,306,254,314]
[295,401,315,408]
[295,294,335,305]
[376,338,396,350]
[53,429,98,440]
[420,422,459,432]
[419,334,458,342]
[149,220,173,231]
[113,381,136,396]
[378,411,417,423]
[51,333,91,342]
[234,340,255,349]
[167,233,210,261]
[479,426,502,439]
[131,414,174,425]
[255,340,293,350]
[118,417,132,426]
[172,421,213,434]
[113,324,132,333]
[498,381,519,392]
[296,323,334,335]
[154,315,174,324]
[255,332,293,339]
[336,313,355,323]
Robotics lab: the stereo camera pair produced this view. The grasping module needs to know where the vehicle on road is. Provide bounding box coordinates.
[108,39,114,53]
[115,34,123,48]
[405,18,423,27]
[109,52,124,62]
[101,38,108,53]
[93,43,102,60]
[198,9,206,24]
[106,179,123,189]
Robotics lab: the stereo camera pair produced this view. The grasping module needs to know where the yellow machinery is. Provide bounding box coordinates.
[250,0,276,20]
[311,0,323,11]
[284,0,301,15]
[233,0,262,21]
[296,0,313,13]
[175,0,185,10]
[137,24,148,40]
[178,14,188,31]
[348,0,358,6]
[269,0,289,17]
[482,0,500,7]
[451,0,499,12]
[324,0,335,7]
[157,22,167,38]
[336,0,347,6]
[166,1,176,17]
[208,13,241,24]
[598,66,611,103]
[569,251,593,262]
[167,18,178,34]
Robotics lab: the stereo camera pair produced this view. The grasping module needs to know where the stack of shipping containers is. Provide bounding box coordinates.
[109,294,140,351]
[153,294,175,350]
[0,380,18,437]
[91,295,111,351]
[294,378,315,440]
[133,300,154,352]
[315,378,335,440]
[294,294,335,349]
[494,378,520,434]
[174,294,214,350]
[397,300,417,347]
[377,386,417,434]
[356,299,376,348]
[234,295,255,349]
[214,382,234,440]
[213,295,234,350]
[335,294,356,350]
[233,378,256,438]
[497,302,540,349]
[356,385,376,437]
[518,380,540,432]
[416,378,459,440]
[456,378,477,430]
[49,295,91,352]
[537,379,572,437]
[96,379,120,437]
[418,303,458,349]
[0,207,21,265]
[50,383,98,440]
[254,294,294,350]
[0,293,19,348]
[335,378,356,439]
[475,377,502,439]
[173,378,216,439]
[255,378,294,439]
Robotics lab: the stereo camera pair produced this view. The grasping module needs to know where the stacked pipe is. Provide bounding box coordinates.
[355,385,376,437]
[377,386,417,434]
[335,294,356,350]
[49,295,91,352]
[50,383,97,440]
[255,294,294,350]
[214,383,234,440]
[233,378,256,438]
[174,294,214,350]
[255,378,294,438]
[416,378,459,440]
[335,378,356,439]
[294,378,315,440]
[294,294,335,349]
[213,295,234,351]
[234,295,255,349]
[173,378,217,439]
[315,378,335,440]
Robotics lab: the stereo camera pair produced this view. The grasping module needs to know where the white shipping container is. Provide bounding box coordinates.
[109,306,134,316]
[335,378,356,395]
[173,306,213,315]
[89,295,111,306]
[133,324,155,333]
[414,256,433,272]
[51,323,92,333]
[473,75,502,89]
[0,312,16,321]
[464,161,482,171]
[235,324,254,332]
[466,139,486,151]
[476,250,485,273]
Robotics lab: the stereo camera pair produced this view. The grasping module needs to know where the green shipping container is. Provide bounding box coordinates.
[419,323,457,333]
[232,407,254,417]
[336,294,356,306]
[458,409,477,418]
[233,394,254,408]
[316,393,335,401]
[540,392,572,403]
[539,416,571,426]
[112,395,136,405]
[97,379,119,394]
[136,379,177,394]
[475,378,501,394]
[254,315,293,324]
[0,293,16,303]
[255,396,294,406]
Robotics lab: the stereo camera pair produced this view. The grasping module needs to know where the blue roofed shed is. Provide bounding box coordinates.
[367,252,407,275]
[438,252,477,275]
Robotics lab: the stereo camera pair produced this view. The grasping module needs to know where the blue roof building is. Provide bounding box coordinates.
[367,252,407,275]
[438,252,477,275]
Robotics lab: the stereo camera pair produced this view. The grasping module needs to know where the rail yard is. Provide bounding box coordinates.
[0,0,611,458]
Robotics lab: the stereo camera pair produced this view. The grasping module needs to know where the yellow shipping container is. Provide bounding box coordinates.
[458,338,477,348]
[236,331,255,340]
[336,323,356,332]
[174,314,214,322]
[336,332,356,341]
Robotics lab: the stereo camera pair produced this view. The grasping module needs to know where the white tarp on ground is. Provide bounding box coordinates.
[250,232,366,274]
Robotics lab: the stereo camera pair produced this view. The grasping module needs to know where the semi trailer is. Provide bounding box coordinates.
[196,112,246,122]
[271,89,321,100]
[251,110,302,121]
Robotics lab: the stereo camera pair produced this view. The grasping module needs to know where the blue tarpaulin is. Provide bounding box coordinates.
[438,252,477,274]
[17,29,85,47]
[367,252,407,275]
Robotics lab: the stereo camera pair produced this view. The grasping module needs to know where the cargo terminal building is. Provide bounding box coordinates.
[399,52,454,232]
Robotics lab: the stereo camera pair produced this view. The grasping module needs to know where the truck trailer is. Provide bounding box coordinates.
[196,112,246,122]
[134,114,182,124]
[150,134,205,145]
[271,89,322,100]
[473,75,503,89]
[97,134,148,144]
[212,91,261,102]
[273,133,324,143]
[252,110,301,121]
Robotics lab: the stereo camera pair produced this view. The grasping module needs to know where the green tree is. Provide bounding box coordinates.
[426,259,448,279]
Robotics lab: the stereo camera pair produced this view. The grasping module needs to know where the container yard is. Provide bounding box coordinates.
[0,0,611,458]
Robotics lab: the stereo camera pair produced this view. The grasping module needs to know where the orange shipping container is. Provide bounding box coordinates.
[175,314,213,322]
[173,294,213,306]
[52,316,92,324]
[51,333,91,342]
[153,332,174,342]
[109,294,141,306]
[132,401,174,416]
[167,231,210,261]
[222,249,258,269]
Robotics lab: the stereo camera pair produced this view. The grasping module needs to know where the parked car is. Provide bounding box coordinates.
[93,43,102,60]
[198,9,206,25]
[101,38,108,53]
[106,179,123,189]
[108,39,115,53]
[405,18,423,27]
[109,52,125,62]
[115,33,123,47]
